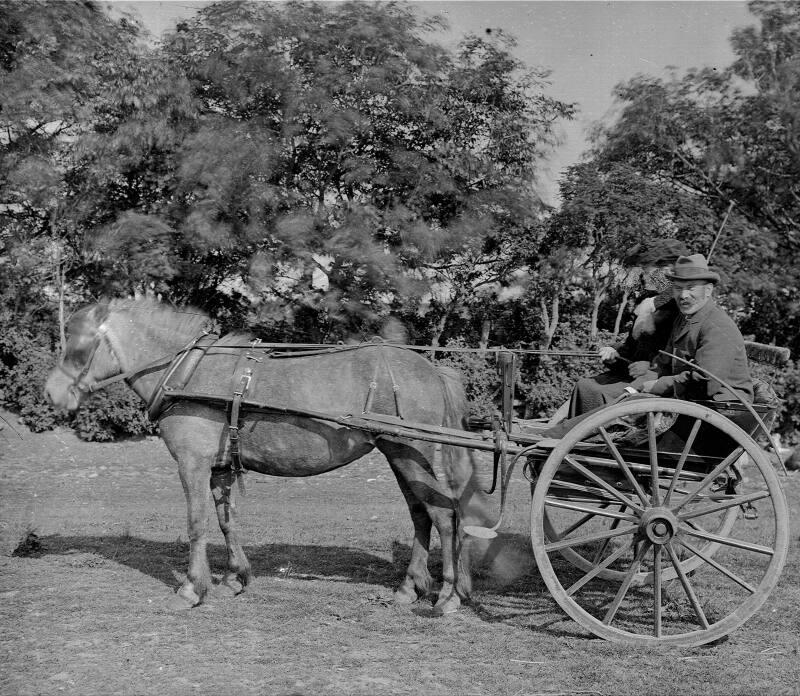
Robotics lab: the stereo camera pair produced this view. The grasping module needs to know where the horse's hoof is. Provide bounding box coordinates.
[215,578,244,599]
[393,584,418,605]
[167,593,197,611]
[168,585,201,610]
[432,595,461,616]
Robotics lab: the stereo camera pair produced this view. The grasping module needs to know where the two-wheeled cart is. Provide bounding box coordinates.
[329,344,791,647]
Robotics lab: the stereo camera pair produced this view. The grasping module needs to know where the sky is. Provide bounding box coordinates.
[108,0,757,203]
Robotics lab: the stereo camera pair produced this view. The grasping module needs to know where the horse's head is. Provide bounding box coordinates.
[44,303,118,412]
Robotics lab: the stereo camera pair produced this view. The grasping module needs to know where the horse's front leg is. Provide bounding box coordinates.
[168,454,214,609]
[210,467,252,597]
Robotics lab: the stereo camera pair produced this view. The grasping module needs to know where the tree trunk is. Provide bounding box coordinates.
[52,245,67,355]
[429,291,461,359]
[539,294,560,350]
[590,291,603,340]
[429,311,448,360]
[613,287,631,336]
[479,318,491,350]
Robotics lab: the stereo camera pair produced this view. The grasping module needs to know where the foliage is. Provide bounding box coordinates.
[162,0,573,338]
[0,315,155,440]
[0,323,62,432]
[434,340,499,418]
[71,384,157,442]
[1,1,799,443]
[762,359,800,444]
[588,0,800,355]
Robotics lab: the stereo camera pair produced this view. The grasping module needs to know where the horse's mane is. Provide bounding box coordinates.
[106,297,211,339]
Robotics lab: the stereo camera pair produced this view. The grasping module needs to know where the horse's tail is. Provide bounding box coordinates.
[435,363,490,600]
[434,364,484,497]
[435,363,469,431]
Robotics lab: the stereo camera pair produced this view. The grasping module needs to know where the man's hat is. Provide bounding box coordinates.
[665,253,720,284]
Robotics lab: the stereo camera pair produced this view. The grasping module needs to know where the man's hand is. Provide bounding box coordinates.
[642,376,674,395]
[627,360,651,378]
[598,346,619,363]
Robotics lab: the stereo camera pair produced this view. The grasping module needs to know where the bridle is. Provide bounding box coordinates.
[56,323,123,400]
[56,320,214,405]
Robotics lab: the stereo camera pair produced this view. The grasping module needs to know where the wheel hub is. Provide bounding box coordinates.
[639,507,679,545]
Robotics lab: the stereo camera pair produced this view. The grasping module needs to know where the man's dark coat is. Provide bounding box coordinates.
[655,298,753,402]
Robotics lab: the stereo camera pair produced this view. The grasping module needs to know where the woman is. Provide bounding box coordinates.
[564,238,688,418]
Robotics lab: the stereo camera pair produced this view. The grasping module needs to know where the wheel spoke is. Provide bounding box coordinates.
[598,426,650,506]
[545,497,637,521]
[553,503,612,540]
[566,542,630,596]
[679,525,775,556]
[647,412,660,506]
[549,478,626,502]
[563,455,644,513]
[592,514,621,564]
[603,540,651,625]
[544,523,638,553]
[672,447,745,513]
[665,541,709,629]
[674,538,757,594]
[664,418,702,505]
[679,490,770,521]
[653,545,662,638]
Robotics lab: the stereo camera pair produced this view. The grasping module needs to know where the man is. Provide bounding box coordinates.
[544,253,752,439]
[641,253,753,403]
[564,239,687,418]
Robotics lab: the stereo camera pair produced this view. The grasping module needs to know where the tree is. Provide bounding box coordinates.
[162,1,573,340]
[0,0,196,341]
[546,162,709,339]
[591,1,800,352]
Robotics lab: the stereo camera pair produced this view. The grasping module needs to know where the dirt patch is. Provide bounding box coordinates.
[2,413,800,695]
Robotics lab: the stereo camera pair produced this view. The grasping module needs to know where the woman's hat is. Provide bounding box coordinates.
[624,238,689,268]
[665,253,720,284]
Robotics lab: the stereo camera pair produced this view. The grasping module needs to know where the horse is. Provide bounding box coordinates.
[44,298,484,613]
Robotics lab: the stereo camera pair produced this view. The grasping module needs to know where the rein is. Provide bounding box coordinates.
[211,340,602,360]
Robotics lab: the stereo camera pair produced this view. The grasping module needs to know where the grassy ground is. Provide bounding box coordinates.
[1,414,799,696]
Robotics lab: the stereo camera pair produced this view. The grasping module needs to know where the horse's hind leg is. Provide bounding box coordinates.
[385,460,434,604]
[379,440,469,614]
[210,468,252,597]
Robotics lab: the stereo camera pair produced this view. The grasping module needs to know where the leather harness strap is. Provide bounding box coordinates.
[226,340,264,495]
[147,332,218,420]
[362,343,403,419]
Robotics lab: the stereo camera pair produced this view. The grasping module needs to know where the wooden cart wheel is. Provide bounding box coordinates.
[542,469,739,583]
[530,397,789,647]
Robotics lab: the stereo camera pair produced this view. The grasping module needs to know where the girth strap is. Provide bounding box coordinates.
[227,340,263,496]
[228,367,251,496]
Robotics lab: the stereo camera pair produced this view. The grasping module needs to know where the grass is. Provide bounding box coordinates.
[1,422,799,695]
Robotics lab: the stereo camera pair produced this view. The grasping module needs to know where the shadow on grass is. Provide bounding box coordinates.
[34,533,412,592]
[30,530,585,638]
[467,530,592,639]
